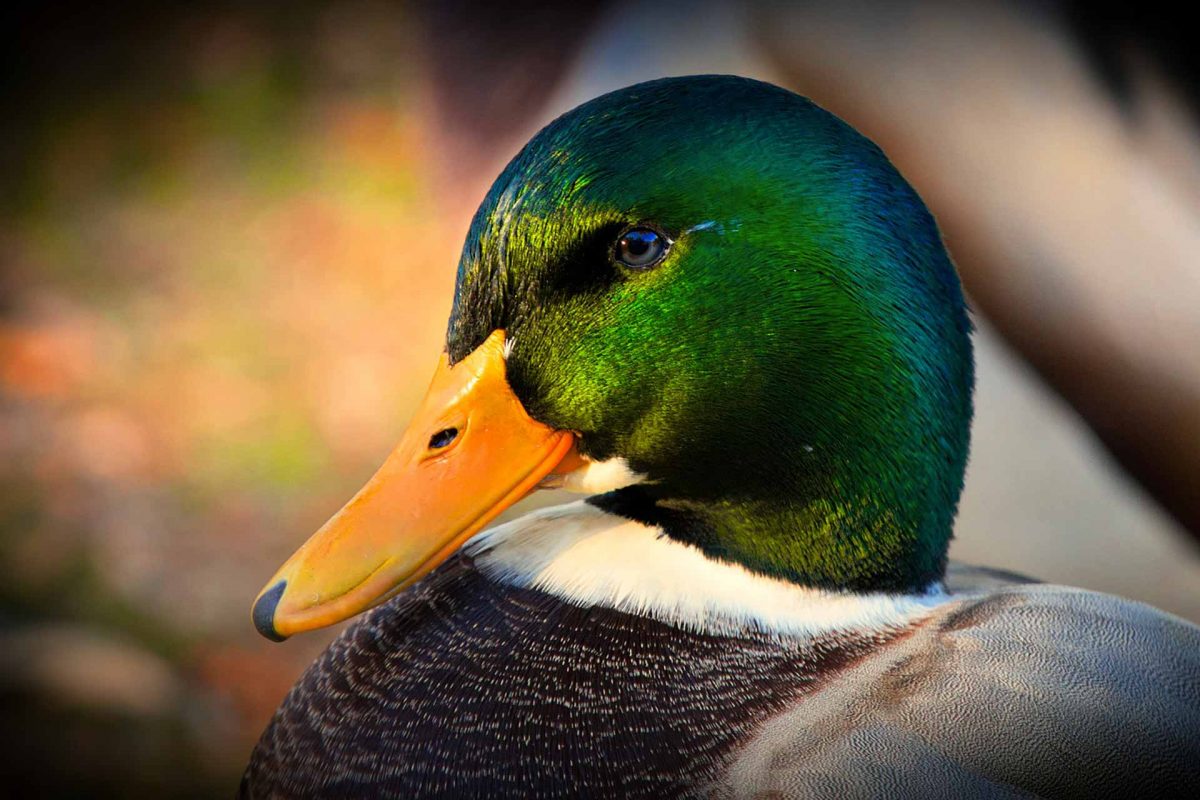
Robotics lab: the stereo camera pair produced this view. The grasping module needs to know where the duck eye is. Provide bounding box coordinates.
[615,227,668,269]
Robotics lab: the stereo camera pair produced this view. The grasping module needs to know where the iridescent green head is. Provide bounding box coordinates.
[448,76,973,594]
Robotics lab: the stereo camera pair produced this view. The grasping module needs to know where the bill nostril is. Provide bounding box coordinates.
[428,428,458,450]
[253,581,289,642]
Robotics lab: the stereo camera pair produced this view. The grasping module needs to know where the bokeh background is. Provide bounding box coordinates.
[2,1,1197,795]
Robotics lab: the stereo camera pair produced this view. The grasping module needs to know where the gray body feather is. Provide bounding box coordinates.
[715,566,1200,798]
[243,561,1200,798]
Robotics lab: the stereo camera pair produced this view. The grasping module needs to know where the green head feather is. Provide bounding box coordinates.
[448,76,973,593]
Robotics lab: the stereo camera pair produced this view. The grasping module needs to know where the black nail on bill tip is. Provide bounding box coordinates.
[253,580,288,642]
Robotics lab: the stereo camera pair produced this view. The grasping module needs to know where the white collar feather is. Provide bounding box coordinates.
[467,500,950,639]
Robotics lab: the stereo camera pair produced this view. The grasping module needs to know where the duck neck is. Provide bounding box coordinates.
[591,461,952,595]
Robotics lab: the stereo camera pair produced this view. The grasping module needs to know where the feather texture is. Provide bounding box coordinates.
[242,559,1200,798]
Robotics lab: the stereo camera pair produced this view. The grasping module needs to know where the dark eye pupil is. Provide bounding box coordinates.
[617,228,666,268]
[625,235,650,256]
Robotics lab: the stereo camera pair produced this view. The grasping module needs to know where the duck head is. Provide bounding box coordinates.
[253,75,973,641]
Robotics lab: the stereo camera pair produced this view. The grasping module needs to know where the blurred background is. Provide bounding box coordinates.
[1,1,1197,795]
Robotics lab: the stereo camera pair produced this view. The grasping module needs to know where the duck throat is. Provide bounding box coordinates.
[590,476,952,595]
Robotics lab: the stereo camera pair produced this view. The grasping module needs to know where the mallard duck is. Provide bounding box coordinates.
[241,76,1200,798]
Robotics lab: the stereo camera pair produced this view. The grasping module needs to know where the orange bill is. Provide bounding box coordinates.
[252,330,576,640]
